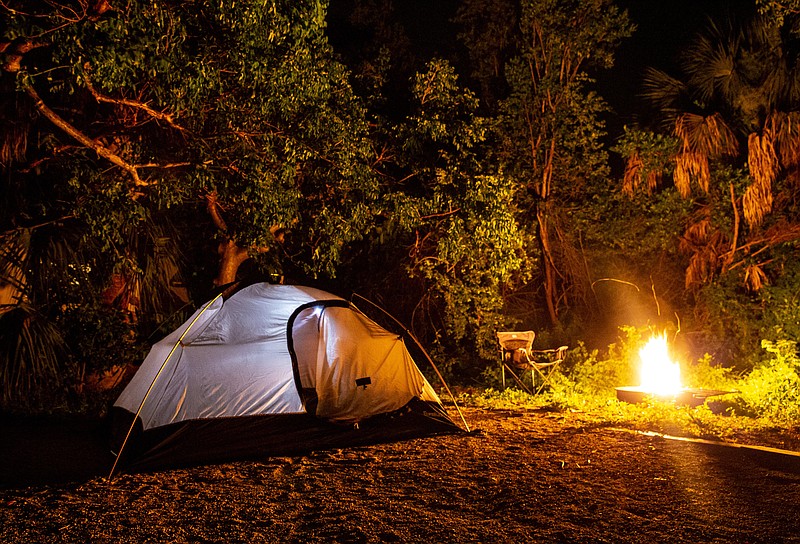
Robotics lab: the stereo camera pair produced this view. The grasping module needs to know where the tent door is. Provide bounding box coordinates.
[290,305,426,424]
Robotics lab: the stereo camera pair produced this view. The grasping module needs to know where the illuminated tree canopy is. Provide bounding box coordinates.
[7,0,797,413]
[0,0,525,405]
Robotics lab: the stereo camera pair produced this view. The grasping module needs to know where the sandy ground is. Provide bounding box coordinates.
[2,407,800,543]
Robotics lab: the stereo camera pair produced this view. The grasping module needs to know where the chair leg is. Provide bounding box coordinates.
[532,364,561,394]
[503,364,533,395]
[535,371,550,394]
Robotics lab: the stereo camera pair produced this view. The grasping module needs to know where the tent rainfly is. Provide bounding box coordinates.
[111,283,460,472]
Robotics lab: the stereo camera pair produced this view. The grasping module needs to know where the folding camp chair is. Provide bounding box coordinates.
[497,331,568,394]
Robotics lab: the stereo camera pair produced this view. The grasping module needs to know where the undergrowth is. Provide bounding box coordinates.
[452,330,800,445]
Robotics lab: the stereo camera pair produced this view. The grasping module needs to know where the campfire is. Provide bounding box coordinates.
[616,332,728,407]
[637,332,682,396]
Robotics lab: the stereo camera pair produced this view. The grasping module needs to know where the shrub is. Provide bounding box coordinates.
[547,327,642,409]
[682,353,738,390]
[0,303,69,412]
[736,339,800,425]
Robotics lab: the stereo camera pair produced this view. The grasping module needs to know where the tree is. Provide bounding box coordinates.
[629,13,800,289]
[0,0,379,407]
[618,11,800,365]
[492,0,633,326]
[395,60,524,363]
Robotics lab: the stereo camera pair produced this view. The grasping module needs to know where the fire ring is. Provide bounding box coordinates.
[615,386,736,407]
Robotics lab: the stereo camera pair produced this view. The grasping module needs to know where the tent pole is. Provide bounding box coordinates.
[351,293,471,433]
[107,293,224,481]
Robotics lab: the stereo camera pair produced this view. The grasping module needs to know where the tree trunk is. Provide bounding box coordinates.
[215,239,250,287]
[537,208,559,326]
[206,192,250,287]
[536,137,559,326]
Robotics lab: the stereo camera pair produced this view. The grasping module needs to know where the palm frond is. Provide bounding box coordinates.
[646,170,661,193]
[0,88,32,167]
[744,131,778,226]
[642,67,688,118]
[122,215,188,322]
[674,113,737,157]
[673,154,691,197]
[684,35,738,104]
[0,121,28,167]
[742,181,774,227]
[767,111,800,171]
[679,214,726,290]
[763,62,794,107]
[681,16,743,103]
[674,151,710,196]
[623,152,642,196]
[781,56,800,104]
[684,249,717,289]
[744,263,767,292]
[0,303,67,408]
[0,230,30,303]
[680,217,712,248]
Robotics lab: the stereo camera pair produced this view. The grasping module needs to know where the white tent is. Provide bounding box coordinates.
[111,283,458,471]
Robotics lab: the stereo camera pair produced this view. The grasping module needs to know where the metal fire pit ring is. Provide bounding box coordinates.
[615,386,736,407]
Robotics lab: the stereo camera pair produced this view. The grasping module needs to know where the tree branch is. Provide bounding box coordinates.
[23,82,151,186]
[725,222,800,271]
[1,38,48,73]
[723,182,740,272]
[83,67,187,132]
[205,192,228,231]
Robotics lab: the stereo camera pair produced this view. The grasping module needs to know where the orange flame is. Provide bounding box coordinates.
[638,332,682,396]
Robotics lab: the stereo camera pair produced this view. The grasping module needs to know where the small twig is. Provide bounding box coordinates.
[590,278,640,294]
[418,208,462,221]
[650,276,661,317]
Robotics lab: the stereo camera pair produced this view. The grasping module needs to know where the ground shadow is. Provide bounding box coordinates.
[0,415,114,488]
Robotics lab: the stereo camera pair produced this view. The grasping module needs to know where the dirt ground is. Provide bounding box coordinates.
[2,407,800,543]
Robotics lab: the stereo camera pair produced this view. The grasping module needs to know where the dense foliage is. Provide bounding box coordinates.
[1,1,798,421]
[0,0,525,409]
[615,6,800,367]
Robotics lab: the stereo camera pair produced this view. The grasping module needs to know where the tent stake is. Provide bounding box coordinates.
[351,293,471,433]
[107,293,224,481]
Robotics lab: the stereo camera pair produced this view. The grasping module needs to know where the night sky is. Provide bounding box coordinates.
[329,0,760,143]
[600,0,758,130]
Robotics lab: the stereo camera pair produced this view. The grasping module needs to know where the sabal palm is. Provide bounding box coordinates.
[642,15,800,226]
[0,212,185,409]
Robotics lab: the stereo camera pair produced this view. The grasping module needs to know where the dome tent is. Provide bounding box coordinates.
[111,283,460,473]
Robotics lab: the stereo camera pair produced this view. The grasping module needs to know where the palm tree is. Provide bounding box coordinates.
[635,13,800,289]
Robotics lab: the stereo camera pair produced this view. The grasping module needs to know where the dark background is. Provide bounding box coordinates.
[328,0,759,138]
